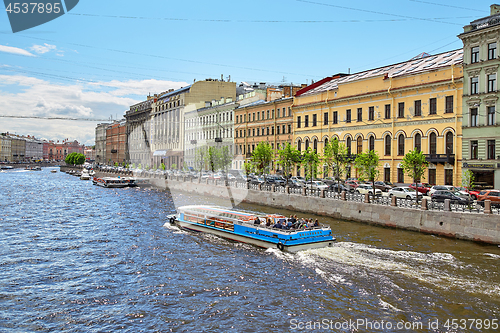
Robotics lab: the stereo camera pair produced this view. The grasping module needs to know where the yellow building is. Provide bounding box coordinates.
[293,49,464,185]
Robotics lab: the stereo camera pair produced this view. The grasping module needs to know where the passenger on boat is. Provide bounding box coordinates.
[307,219,315,228]
[272,220,283,229]
[266,218,272,227]
[314,219,319,227]
[285,219,293,230]
[254,217,261,225]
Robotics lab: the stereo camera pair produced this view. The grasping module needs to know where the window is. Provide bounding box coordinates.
[288,124,291,133]
[398,102,405,118]
[429,132,437,155]
[267,110,270,119]
[305,140,309,150]
[488,74,496,92]
[471,77,479,95]
[346,109,351,123]
[384,104,391,119]
[470,108,478,127]
[444,96,453,114]
[429,98,437,115]
[369,106,374,121]
[471,140,478,159]
[297,116,301,128]
[252,113,255,121]
[446,132,453,155]
[257,128,260,136]
[333,111,338,124]
[277,109,280,118]
[266,127,270,135]
[398,134,405,155]
[369,136,375,151]
[271,126,274,135]
[261,111,264,119]
[357,137,363,154]
[297,139,301,152]
[428,169,436,185]
[488,42,497,60]
[488,106,496,125]
[304,115,309,127]
[288,107,292,117]
[324,112,329,125]
[415,133,421,152]
[313,139,318,153]
[324,138,328,148]
[257,112,260,121]
[397,168,404,183]
[414,100,421,116]
[471,46,479,63]
[277,126,280,135]
[312,114,317,127]
[272,110,274,119]
[488,140,496,159]
[357,108,362,122]
[385,136,391,156]
[346,137,352,155]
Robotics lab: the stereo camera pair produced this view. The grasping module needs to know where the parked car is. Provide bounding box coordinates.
[355,184,382,196]
[409,183,431,195]
[431,190,472,204]
[428,185,454,196]
[304,180,329,190]
[477,190,500,207]
[373,181,394,192]
[328,183,349,193]
[388,186,418,200]
[289,180,305,188]
[291,176,305,182]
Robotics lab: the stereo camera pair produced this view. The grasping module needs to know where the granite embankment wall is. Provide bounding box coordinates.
[149,178,500,245]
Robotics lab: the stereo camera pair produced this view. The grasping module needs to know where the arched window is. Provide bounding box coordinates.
[324,138,328,150]
[398,134,405,155]
[305,139,310,151]
[313,139,318,153]
[297,139,302,152]
[385,135,391,156]
[369,136,375,151]
[429,132,437,155]
[346,137,352,155]
[357,137,363,154]
[446,132,453,155]
[415,133,421,152]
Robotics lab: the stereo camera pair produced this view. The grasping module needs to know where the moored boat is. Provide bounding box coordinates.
[166,205,335,253]
[92,176,129,188]
[80,169,91,180]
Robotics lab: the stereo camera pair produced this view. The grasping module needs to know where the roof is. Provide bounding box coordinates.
[299,49,463,97]
[158,85,192,100]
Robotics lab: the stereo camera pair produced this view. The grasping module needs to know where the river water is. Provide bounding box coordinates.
[1,168,499,332]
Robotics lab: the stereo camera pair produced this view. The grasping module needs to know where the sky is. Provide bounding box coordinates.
[0,0,493,145]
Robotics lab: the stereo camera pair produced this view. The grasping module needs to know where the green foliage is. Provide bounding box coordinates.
[206,147,218,173]
[301,147,319,183]
[323,138,349,192]
[138,163,142,170]
[276,143,301,183]
[401,149,428,203]
[243,160,254,176]
[355,150,380,199]
[251,142,273,176]
[195,148,206,173]
[64,152,85,165]
[170,163,177,170]
[131,163,136,169]
[160,163,166,170]
[114,162,119,167]
[461,169,475,190]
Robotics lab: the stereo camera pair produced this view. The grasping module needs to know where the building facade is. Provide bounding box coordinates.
[293,50,464,185]
[150,79,236,169]
[0,134,11,162]
[184,100,237,171]
[105,120,126,165]
[95,123,110,165]
[24,137,43,161]
[10,137,25,162]
[234,97,294,171]
[125,96,154,168]
[459,4,500,189]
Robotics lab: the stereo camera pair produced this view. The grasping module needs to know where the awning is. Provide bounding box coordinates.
[153,150,168,156]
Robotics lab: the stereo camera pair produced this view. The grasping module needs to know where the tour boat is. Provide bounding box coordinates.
[166,205,335,253]
[25,166,42,171]
[92,176,129,188]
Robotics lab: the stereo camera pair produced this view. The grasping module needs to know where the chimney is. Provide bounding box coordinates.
[491,4,500,15]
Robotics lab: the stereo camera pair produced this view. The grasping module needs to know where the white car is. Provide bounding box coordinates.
[388,186,418,200]
[305,180,329,190]
[355,184,382,196]
[428,185,454,196]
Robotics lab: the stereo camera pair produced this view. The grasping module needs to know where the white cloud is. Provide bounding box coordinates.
[0,74,187,145]
[30,43,57,54]
[0,45,35,57]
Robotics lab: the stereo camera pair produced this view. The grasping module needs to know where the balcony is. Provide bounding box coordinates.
[425,153,455,165]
